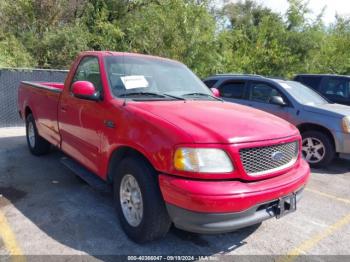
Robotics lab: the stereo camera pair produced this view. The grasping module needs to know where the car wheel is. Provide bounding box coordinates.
[301,131,335,168]
[26,114,51,155]
[113,156,171,243]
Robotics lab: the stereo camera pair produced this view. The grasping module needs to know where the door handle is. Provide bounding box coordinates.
[60,106,67,112]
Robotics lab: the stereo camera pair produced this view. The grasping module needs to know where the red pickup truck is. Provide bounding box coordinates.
[18,51,310,243]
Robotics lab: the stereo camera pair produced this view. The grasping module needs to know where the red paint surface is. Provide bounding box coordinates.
[159,159,310,213]
[36,82,65,91]
[18,51,310,213]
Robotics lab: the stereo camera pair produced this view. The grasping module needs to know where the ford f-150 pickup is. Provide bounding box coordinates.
[18,51,310,243]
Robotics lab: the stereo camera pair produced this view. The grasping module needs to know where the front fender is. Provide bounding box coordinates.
[100,104,194,179]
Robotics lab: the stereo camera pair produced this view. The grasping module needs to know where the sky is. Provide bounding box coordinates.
[229,0,350,24]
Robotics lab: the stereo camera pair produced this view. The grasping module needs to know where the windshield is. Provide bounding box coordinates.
[278,81,329,105]
[104,55,212,100]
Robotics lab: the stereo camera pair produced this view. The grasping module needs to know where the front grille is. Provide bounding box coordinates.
[239,141,299,176]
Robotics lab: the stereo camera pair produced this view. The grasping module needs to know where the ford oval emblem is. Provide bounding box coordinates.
[271,151,284,161]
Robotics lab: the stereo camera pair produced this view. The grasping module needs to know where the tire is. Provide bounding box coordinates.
[113,156,171,243]
[301,130,335,168]
[25,114,51,156]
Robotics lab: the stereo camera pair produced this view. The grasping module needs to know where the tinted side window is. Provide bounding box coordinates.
[250,83,282,104]
[298,76,322,90]
[72,56,103,92]
[203,79,218,88]
[321,78,350,98]
[218,81,246,99]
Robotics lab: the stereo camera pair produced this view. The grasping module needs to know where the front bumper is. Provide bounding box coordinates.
[333,131,350,154]
[166,188,304,234]
[159,159,310,233]
[159,159,310,213]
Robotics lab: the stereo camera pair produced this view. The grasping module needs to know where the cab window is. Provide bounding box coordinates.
[320,77,350,99]
[203,79,218,88]
[250,82,284,104]
[218,81,246,99]
[72,56,103,93]
[298,76,321,90]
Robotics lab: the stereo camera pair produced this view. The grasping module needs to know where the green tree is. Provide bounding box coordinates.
[0,0,87,67]
[42,24,90,68]
[1,0,350,77]
[310,16,350,74]
[223,0,279,28]
[218,0,297,77]
[286,0,310,30]
[119,0,219,76]
[0,32,35,67]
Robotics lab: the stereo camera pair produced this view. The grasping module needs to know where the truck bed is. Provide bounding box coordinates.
[18,81,64,147]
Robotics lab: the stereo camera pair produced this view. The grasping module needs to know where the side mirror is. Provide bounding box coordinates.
[270,96,287,106]
[72,81,101,101]
[211,88,221,98]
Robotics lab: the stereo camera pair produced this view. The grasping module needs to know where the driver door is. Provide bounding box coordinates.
[59,56,105,174]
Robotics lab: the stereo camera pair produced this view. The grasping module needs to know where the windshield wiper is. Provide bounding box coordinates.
[121,91,185,100]
[182,92,223,101]
[162,93,186,100]
[121,91,166,98]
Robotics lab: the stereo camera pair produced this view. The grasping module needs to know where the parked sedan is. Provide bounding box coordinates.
[204,74,350,167]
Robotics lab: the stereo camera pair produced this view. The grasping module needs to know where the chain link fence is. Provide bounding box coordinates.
[0,68,68,127]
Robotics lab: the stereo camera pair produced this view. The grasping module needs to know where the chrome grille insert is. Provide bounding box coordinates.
[239,141,299,176]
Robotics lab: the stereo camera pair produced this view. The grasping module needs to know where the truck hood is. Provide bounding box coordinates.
[303,103,350,118]
[129,101,298,144]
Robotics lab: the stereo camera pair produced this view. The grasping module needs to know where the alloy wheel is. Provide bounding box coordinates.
[120,174,143,227]
[302,137,326,164]
[28,122,36,148]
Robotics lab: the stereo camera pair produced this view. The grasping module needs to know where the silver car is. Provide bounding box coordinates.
[204,75,350,167]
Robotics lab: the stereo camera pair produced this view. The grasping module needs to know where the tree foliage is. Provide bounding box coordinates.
[0,32,35,67]
[1,0,350,78]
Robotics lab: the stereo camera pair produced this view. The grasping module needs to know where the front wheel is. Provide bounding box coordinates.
[301,131,335,168]
[113,156,171,243]
[26,114,51,156]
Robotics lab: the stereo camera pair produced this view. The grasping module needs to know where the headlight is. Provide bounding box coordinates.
[342,116,350,133]
[174,148,234,173]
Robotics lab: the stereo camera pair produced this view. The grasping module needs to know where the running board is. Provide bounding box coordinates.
[61,157,112,194]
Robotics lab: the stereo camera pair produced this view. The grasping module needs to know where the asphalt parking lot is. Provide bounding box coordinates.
[0,127,350,261]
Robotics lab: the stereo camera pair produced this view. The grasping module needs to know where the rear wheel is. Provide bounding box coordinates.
[26,114,51,155]
[113,156,171,243]
[301,131,335,168]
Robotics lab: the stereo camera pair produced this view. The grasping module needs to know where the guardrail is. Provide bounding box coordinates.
[0,68,68,127]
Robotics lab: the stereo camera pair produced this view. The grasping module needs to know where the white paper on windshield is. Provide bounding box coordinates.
[121,75,149,90]
[280,83,291,89]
